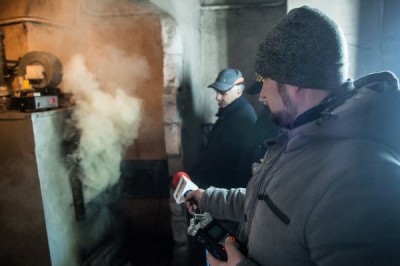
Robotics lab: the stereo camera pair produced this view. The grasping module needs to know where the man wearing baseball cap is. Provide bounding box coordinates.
[186,6,400,265]
[188,68,257,189]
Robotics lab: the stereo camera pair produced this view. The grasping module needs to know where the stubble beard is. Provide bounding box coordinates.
[269,83,298,128]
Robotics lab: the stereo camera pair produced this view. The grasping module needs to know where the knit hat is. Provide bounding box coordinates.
[208,68,244,92]
[255,6,348,90]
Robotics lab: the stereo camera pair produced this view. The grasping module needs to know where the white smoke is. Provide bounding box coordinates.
[63,53,146,202]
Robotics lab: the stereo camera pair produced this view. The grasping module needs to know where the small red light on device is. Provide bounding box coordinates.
[50,97,55,103]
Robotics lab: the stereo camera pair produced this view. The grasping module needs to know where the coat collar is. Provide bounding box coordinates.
[216,95,247,118]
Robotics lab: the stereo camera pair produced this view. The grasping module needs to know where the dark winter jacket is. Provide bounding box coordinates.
[189,95,257,189]
[201,71,400,265]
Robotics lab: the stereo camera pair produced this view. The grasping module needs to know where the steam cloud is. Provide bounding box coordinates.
[63,52,147,202]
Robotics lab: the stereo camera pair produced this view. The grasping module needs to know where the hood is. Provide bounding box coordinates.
[288,71,400,153]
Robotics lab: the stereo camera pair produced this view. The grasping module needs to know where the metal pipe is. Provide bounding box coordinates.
[0,16,73,27]
[200,0,286,10]
[0,30,6,84]
[80,0,155,17]
[70,166,86,221]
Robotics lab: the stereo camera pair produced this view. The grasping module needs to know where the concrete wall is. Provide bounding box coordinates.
[149,0,286,169]
[359,0,400,77]
[148,0,205,168]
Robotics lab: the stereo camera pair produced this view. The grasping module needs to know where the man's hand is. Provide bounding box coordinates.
[207,236,245,266]
[185,189,204,215]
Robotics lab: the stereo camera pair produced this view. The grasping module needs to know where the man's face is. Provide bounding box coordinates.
[259,78,297,127]
[215,87,241,108]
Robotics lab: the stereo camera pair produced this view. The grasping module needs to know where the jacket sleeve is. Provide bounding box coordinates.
[200,187,246,222]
